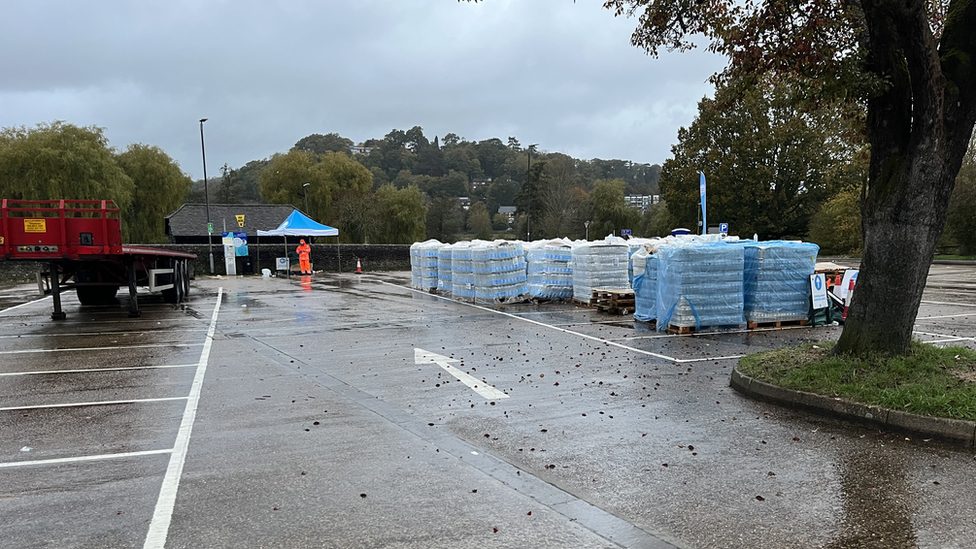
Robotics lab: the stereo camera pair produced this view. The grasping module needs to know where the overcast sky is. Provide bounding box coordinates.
[1,1,726,180]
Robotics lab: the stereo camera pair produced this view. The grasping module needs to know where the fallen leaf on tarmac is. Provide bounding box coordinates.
[755,496,765,501]
[360,493,367,498]
[493,527,499,533]
[527,511,532,516]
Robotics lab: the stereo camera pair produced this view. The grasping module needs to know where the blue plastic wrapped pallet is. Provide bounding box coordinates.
[473,241,528,305]
[451,242,475,302]
[742,241,819,323]
[572,241,630,302]
[526,241,573,299]
[633,253,658,323]
[437,245,453,292]
[656,242,745,331]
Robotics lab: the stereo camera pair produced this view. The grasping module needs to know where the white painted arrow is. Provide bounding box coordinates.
[415,348,508,400]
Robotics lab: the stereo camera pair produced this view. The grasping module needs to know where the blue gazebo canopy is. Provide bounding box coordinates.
[256,210,338,237]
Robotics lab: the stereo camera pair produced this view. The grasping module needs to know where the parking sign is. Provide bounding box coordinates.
[810,273,828,309]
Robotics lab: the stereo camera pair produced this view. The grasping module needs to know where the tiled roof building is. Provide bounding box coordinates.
[165,203,299,244]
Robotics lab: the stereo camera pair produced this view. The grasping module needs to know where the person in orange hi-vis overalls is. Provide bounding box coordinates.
[297,239,312,274]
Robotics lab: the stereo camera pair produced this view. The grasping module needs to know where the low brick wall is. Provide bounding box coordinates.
[0,243,411,282]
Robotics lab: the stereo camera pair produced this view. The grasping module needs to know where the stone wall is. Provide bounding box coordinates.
[0,243,411,282]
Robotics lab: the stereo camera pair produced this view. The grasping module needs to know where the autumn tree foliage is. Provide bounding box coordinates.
[605,0,976,357]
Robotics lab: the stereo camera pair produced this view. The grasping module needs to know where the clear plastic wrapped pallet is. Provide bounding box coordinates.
[451,242,475,302]
[417,239,443,290]
[743,241,819,323]
[656,242,745,331]
[572,240,630,302]
[409,241,422,288]
[633,253,658,323]
[526,240,573,299]
[437,244,453,292]
[473,241,528,305]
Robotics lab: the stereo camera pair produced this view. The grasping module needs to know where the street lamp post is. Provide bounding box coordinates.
[526,144,538,241]
[199,118,214,274]
[303,182,310,213]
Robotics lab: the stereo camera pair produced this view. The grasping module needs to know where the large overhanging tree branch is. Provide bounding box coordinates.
[602,0,976,357]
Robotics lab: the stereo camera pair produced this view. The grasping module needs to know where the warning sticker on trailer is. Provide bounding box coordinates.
[24,219,46,233]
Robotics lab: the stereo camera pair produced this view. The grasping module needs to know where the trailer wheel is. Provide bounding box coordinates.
[162,283,179,303]
[181,261,190,297]
[77,285,119,305]
[175,262,185,303]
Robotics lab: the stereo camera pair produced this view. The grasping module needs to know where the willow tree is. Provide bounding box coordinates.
[604,0,976,357]
[116,144,192,243]
[0,121,134,212]
[259,149,372,223]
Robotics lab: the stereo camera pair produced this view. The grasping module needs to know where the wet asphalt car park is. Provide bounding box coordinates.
[2,264,976,549]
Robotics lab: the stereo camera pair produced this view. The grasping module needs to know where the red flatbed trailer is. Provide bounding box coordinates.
[1,199,196,319]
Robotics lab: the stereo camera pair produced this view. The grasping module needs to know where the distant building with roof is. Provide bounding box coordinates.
[624,195,660,213]
[498,206,517,224]
[165,203,300,244]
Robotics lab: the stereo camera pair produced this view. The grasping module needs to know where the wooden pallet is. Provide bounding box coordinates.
[666,323,746,334]
[747,318,809,330]
[591,289,635,315]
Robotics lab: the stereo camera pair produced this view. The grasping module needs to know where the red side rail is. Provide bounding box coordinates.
[1,199,124,260]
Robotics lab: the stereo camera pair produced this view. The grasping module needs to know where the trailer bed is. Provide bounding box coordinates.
[1,199,196,319]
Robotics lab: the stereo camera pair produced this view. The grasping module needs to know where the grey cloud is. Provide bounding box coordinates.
[1,0,726,179]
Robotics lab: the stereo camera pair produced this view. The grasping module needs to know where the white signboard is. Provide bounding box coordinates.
[810,273,828,310]
[222,232,236,276]
[276,257,289,271]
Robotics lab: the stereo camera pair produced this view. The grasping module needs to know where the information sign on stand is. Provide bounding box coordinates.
[810,273,828,310]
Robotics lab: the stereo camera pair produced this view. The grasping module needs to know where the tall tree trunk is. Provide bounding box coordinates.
[836,0,976,357]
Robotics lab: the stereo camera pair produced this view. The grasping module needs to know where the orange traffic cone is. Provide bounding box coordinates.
[356,258,363,274]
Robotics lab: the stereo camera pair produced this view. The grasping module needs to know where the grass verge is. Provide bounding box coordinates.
[738,341,976,421]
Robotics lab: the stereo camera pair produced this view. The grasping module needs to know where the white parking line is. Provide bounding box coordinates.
[0,296,51,315]
[0,343,202,355]
[916,312,976,320]
[913,330,976,340]
[0,396,189,412]
[0,449,173,469]
[927,338,975,344]
[0,328,204,339]
[144,287,223,549]
[0,363,197,377]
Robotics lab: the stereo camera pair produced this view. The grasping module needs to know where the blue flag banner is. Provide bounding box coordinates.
[699,172,707,235]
